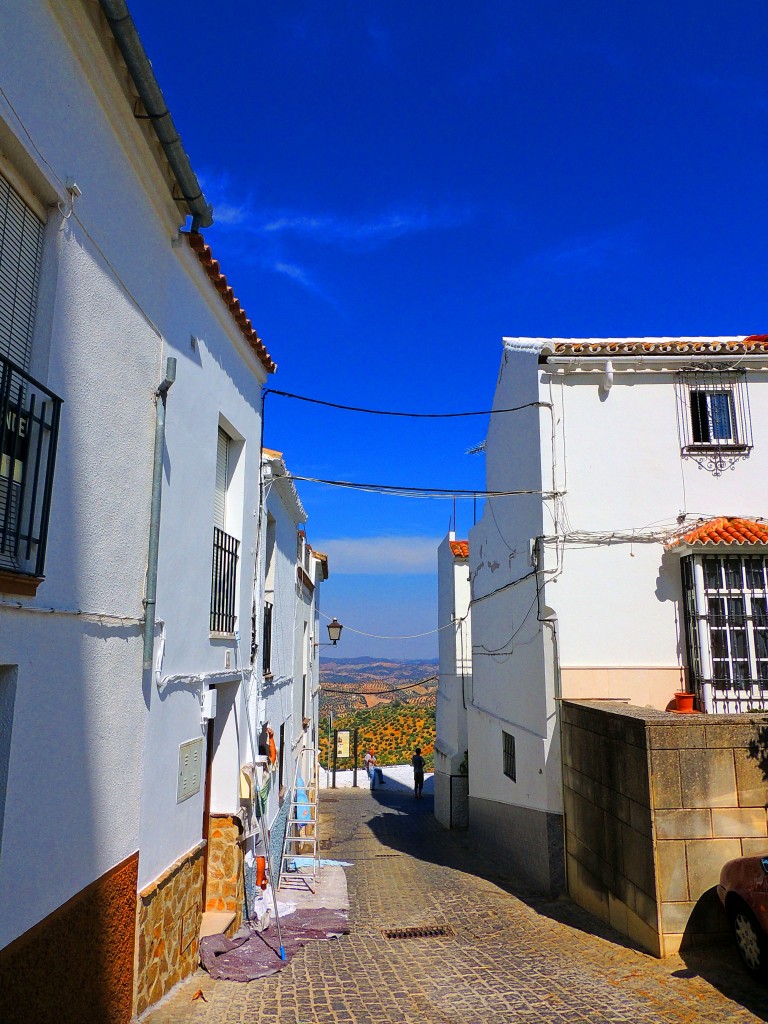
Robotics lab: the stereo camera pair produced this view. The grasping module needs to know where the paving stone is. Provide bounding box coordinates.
[144,784,768,1024]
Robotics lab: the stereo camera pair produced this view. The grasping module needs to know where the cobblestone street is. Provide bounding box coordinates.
[145,780,768,1024]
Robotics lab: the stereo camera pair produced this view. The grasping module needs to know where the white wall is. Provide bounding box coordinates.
[468,346,555,811]
[0,0,175,942]
[435,534,471,775]
[138,264,266,887]
[469,341,768,829]
[544,366,768,671]
[0,0,271,931]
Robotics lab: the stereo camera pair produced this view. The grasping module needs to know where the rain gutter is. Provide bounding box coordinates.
[98,0,213,230]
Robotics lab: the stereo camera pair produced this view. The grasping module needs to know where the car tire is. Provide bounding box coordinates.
[728,899,768,979]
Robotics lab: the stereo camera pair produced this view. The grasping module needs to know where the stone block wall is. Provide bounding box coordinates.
[206,815,244,923]
[562,701,768,958]
[649,715,768,954]
[135,841,205,1017]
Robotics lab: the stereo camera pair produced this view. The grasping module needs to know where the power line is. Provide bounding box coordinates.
[265,388,549,419]
[317,608,464,640]
[321,675,438,696]
[287,474,562,500]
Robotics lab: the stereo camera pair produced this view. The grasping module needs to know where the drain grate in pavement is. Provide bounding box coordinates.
[374,853,402,858]
[381,925,455,939]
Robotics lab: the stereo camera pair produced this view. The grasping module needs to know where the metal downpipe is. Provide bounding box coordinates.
[143,358,176,670]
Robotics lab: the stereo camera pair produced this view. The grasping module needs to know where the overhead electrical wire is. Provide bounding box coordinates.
[321,675,438,696]
[287,474,561,500]
[318,608,459,640]
[264,388,550,419]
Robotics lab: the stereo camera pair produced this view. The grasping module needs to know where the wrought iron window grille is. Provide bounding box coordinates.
[0,354,61,579]
[262,600,273,675]
[210,526,239,634]
[675,368,753,476]
[502,730,516,781]
[681,553,768,713]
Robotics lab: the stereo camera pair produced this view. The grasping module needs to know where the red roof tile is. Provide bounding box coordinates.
[450,540,469,558]
[669,517,768,548]
[187,232,276,374]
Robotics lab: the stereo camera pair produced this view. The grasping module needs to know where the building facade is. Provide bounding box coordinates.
[0,2,280,1020]
[434,533,471,828]
[461,336,768,895]
[254,449,326,882]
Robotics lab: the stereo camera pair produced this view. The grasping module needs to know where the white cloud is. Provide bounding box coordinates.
[314,535,440,575]
[263,207,469,247]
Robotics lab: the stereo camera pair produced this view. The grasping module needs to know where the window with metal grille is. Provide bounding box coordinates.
[676,370,752,456]
[502,730,516,781]
[262,600,273,674]
[210,428,239,633]
[681,554,768,712]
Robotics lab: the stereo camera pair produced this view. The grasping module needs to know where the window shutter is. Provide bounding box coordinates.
[0,173,44,371]
[214,428,229,528]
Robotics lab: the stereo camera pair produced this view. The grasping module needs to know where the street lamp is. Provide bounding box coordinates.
[326,618,343,645]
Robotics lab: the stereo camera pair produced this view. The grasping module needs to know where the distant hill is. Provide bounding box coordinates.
[319,658,438,716]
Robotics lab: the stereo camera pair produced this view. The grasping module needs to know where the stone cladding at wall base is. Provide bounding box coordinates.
[135,841,205,1016]
[206,815,244,925]
[562,700,768,958]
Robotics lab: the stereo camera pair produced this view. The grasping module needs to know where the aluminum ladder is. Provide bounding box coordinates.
[277,746,320,890]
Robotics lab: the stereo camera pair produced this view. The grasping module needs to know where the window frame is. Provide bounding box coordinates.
[209,426,240,636]
[681,552,768,713]
[502,730,516,781]
[676,369,752,456]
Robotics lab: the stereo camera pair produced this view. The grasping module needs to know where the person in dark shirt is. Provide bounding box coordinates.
[411,747,425,799]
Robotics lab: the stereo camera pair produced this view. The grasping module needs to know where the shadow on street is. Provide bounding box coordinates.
[321,780,768,1022]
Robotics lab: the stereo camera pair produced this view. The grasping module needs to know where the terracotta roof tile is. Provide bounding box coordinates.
[548,336,768,357]
[450,540,469,558]
[187,232,276,374]
[668,517,768,548]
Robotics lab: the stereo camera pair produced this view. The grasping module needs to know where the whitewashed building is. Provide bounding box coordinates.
[0,2,279,1020]
[435,533,471,828]
[254,449,327,881]
[464,336,768,894]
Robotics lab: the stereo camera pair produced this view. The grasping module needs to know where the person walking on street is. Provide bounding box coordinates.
[364,748,385,789]
[412,747,425,798]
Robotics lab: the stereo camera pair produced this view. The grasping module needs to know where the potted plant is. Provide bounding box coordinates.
[674,691,695,713]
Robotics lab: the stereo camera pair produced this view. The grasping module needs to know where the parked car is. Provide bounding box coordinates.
[718,854,768,978]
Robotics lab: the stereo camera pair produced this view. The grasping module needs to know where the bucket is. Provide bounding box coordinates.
[674,691,695,713]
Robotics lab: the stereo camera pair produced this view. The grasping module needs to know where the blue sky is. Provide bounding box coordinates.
[129,1,768,659]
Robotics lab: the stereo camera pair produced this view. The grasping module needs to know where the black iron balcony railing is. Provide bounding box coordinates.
[0,353,61,579]
[210,526,239,634]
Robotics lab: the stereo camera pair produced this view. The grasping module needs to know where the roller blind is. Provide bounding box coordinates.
[0,172,44,371]
[214,427,230,528]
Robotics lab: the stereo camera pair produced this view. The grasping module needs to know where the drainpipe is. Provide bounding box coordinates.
[143,357,176,669]
[97,0,213,231]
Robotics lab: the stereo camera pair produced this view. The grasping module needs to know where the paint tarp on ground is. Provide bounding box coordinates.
[199,908,349,982]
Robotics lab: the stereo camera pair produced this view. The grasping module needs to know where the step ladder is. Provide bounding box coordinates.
[277,746,320,891]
